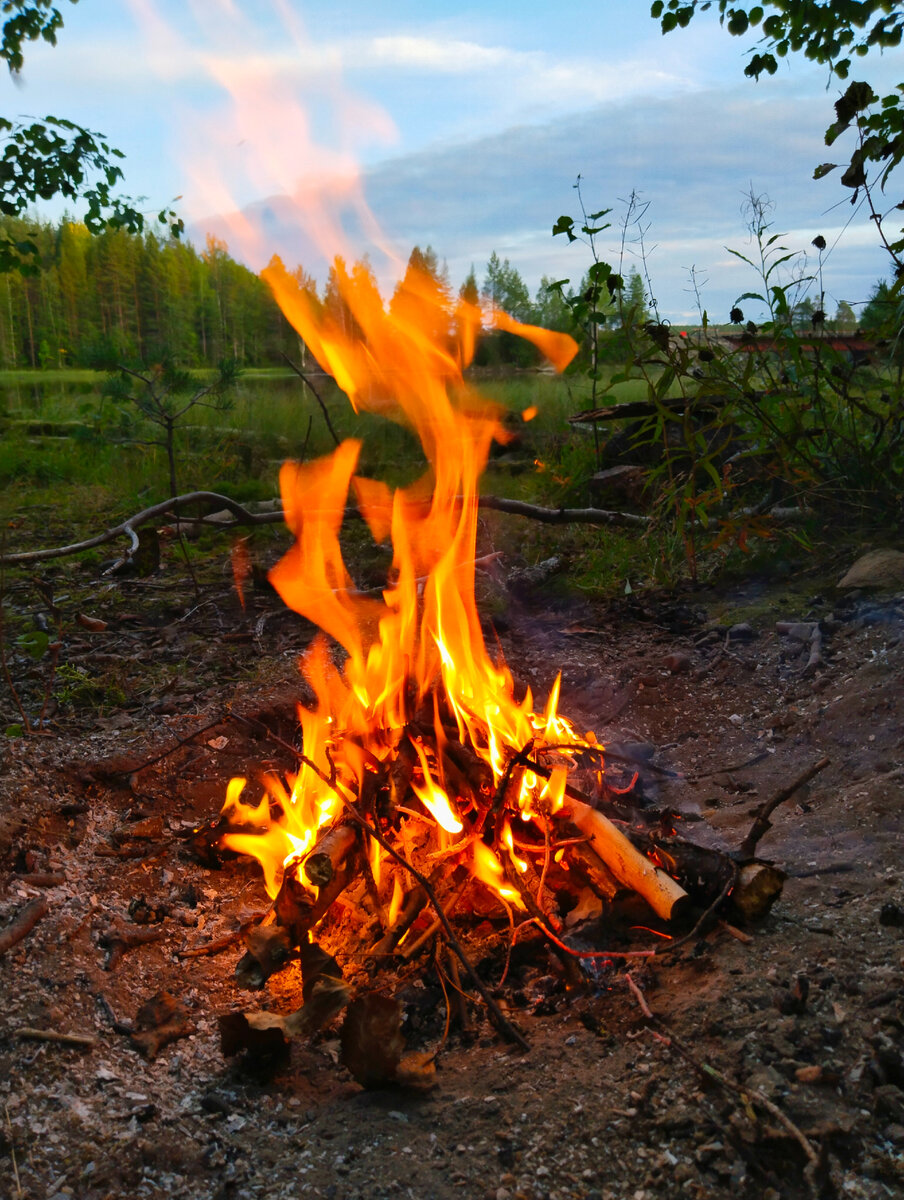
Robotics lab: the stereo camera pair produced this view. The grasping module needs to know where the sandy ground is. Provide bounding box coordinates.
[1,549,903,1200]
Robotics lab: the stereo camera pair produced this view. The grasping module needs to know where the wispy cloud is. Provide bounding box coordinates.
[203,78,889,320]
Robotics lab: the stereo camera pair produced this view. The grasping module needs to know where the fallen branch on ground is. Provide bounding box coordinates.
[737,756,831,859]
[0,491,650,566]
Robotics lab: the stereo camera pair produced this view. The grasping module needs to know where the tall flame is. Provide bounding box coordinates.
[220,255,590,906]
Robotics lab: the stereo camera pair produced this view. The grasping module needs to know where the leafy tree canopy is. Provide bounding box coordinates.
[651,2,904,270]
[0,1,181,274]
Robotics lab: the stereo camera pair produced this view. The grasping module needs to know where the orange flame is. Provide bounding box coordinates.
[219,247,599,913]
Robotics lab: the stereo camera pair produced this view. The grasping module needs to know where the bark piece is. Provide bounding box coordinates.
[339,993,406,1088]
[129,991,194,1059]
[0,896,49,957]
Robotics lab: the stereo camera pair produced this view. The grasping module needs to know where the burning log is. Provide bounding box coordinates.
[560,796,690,923]
[302,822,357,887]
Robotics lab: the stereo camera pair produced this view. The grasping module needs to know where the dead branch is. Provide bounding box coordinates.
[0,896,49,957]
[624,973,822,1196]
[476,495,649,529]
[280,353,342,447]
[0,492,284,566]
[0,485,655,569]
[737,756,831,859]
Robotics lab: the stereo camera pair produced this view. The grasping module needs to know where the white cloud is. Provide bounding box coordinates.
[205,77,893,321]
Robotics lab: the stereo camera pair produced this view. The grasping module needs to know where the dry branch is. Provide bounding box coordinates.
[0,489,650,567]
[476,495,649,529]
[737,756,831,859]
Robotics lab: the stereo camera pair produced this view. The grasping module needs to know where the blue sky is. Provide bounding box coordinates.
[4,0,899,321]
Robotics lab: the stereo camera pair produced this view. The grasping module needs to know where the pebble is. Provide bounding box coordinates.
[728,622,757,641]
[663,651,692,674]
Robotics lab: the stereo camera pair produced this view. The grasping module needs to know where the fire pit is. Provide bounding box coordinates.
[185,254,792,1076]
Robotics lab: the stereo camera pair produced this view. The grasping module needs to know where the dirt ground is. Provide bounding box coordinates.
[1,535,903,1200]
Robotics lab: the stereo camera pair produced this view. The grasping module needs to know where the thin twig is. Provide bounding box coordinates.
[625,973,822,1198]
[477,495,649,528]
[280,353,342,447]
[5,1104,22,1199]
[687,751,771,781]
[15,1027,96,1048]
[651,867,738,958]
[105,714,229,776]
[341,802,530,1051]
[737,756,830,859]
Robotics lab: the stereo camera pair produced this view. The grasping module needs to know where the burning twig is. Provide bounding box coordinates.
[737,756,831,859]
[371,884,428,957]
[342,803,530,1051]
[0,896,49,957]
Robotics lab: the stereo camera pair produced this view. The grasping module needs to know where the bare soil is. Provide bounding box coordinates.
[1,540,903,1200]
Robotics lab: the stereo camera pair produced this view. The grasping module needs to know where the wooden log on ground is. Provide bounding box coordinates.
[0,897,49,957]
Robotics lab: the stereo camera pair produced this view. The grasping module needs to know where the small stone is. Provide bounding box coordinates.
[728,622,757,641]
[663,651,692,674]
[795,1065,823,1084]
[880,903,904,927]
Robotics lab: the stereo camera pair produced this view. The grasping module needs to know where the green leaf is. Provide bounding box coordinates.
[587,261,613,282]
[726,11,749,36]
[552,215,575,236]
[4,724,24,738]
[15,630,49,660]
[813,162,837,179]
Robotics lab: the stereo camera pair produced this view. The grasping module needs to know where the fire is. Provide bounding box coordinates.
[218,255,600,913]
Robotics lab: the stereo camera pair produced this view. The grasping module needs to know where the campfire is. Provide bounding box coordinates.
[202,253,741,1067]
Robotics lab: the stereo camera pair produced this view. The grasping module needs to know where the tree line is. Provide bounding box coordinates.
[0,215,888,377]
[0,216,300,369]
